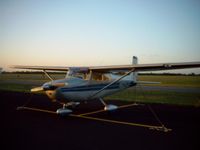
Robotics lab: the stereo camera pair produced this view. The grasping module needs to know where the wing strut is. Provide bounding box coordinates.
[43,70,53,81]
[90,68,134,111]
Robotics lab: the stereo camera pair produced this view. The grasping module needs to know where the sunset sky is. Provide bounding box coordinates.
[1,0,200,73]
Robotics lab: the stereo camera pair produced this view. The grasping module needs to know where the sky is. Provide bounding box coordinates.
[1,0,200,73]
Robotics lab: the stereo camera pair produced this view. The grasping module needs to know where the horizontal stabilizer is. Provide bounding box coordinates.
[137,81,161,84]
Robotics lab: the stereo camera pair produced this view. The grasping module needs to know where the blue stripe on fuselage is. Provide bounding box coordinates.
[60,83,119,92]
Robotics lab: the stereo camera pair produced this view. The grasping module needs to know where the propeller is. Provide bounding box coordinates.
[31,86,44,92]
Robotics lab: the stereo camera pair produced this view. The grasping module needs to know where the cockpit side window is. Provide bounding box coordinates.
[71,72,111,81]
[87,72,110,81]
[72,73,85,79]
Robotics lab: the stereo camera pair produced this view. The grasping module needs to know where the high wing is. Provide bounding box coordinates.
[12,61,200,72]
[11,66,70,71]
[90,62,200,72]
[11,66,89,72]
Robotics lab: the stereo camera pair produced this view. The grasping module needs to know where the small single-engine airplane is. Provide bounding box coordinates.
[12,56,200,116]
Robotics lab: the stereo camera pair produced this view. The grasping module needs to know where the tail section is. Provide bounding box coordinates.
[131,56,138,82]
[123,56,138,82]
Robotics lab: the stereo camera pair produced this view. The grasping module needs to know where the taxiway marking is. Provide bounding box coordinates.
[17,106,57,114]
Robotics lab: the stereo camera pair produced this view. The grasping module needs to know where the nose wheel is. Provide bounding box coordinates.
[56,107,72,116]
[56,103,72,116]
[56,101,81,116]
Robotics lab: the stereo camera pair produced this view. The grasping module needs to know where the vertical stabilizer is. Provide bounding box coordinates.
[123,56,138,82]
[131,56,138,82]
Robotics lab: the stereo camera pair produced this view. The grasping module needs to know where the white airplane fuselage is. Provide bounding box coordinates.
[44,77,136,103]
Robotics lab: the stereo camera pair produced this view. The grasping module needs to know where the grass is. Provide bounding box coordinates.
[106,89,200,107]
[138,75,200,87]
[0,83,33,92]
[0,73,64,81]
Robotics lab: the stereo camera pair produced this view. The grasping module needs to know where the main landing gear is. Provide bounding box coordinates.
[99,98,118,111]
[57,98,118,116]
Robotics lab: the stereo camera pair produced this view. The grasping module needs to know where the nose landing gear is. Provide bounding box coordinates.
[56,102,80,116]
